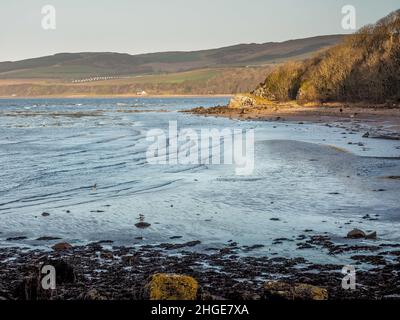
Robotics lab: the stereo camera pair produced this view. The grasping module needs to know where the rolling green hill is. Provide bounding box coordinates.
[0,35,345,80]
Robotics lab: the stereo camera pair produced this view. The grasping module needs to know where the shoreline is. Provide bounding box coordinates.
[184,101,400,136]
[1,239,400,300]
[0,94,233,100]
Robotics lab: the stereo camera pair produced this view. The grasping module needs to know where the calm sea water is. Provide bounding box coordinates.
[1,97,399,264]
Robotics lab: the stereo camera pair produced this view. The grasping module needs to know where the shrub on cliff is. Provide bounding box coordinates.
[253,61,306,101]
[253,9,400,104]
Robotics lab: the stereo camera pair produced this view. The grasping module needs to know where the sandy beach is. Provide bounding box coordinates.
[185,101,400,137]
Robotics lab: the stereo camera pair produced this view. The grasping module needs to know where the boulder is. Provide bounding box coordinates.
[145,273,198,300]
[365,231,377,240]
[79,289,107,300]
[100,251,114,260]
[264,281,328,300]
[346,229,366,239]
[121,254,139,265]
[228,94,256,109]
[49,260,76,284]
[52,242,73,251]
[135,222,151,229]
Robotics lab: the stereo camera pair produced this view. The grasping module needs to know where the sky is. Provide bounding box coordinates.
[0,0,399,62]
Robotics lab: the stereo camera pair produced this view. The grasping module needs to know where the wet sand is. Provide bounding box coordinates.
[184,102,400,137]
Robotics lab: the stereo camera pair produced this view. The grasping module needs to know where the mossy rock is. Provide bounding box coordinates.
[264,281,328,300]
[228,94,256,109]
[229,94,271,109]
[145,273,199,300]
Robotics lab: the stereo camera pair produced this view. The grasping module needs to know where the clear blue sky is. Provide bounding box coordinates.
[0,0,399,61]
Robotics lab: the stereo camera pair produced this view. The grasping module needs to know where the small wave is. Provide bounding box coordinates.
[128,179,182,195]
[164,165,205,174]
[0,185,93,209]
[92,162,127,170]
[49,150,88,158]
[94,136,128,144]
[362,156,400,160]
[216,177,264,182]
[0,196,72,211]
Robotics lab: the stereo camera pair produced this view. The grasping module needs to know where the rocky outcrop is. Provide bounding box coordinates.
[264,281,328,300]
[135,222,151,229]
[365,231,377,240]
[228,94,257,109]
[347,229,377,240]
[145,273,199,300]
[52,242,73,251]
[347,229,366,239]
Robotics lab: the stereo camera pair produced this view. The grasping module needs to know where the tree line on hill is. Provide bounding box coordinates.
[252,10,400,104]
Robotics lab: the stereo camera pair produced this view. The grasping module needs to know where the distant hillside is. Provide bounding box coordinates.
[253,10,400,103]
[0,35,344,80]
[0,67,273,96]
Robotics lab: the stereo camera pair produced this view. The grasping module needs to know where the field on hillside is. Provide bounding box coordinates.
[0,67,273,96]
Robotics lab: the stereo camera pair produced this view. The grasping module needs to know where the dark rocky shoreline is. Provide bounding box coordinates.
[1,237,400,300]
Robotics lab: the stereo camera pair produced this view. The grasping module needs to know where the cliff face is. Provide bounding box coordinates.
[252,10,400,104]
